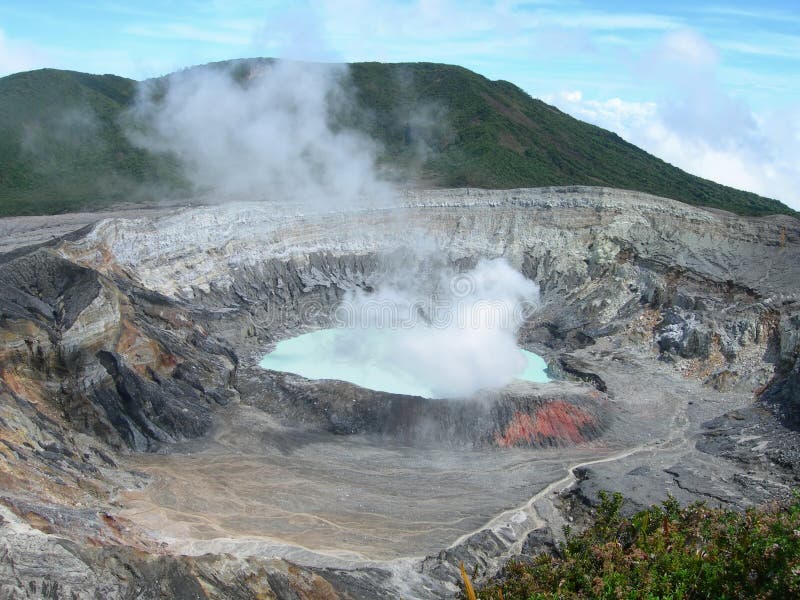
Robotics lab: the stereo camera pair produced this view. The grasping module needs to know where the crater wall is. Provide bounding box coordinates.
[1,186,798,598]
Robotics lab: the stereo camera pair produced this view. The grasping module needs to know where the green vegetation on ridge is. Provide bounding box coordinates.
[0,61,795,218]
[0,69,185,215]
[468,491,800,600]
[349,62,793,217]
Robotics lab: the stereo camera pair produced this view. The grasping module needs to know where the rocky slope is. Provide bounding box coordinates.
[0,186,798,598]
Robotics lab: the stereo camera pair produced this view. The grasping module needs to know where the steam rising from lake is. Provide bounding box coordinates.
[262,258,545,397]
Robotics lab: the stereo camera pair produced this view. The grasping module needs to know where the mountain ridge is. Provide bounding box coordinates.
[0,60,795,218]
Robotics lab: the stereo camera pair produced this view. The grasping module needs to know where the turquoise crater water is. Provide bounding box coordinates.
[259,328,550,399]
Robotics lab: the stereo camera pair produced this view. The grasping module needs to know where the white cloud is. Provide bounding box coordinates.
[718,33,800,60]
[0,27,181,79]
[542,29,798,211]
[560,90,583,103]
[692,5,800,25]
[0,28,49,76]
[544,11,681,31]
[547,92,657,128]
[655,29,718,68]
[300,1,684,65]
[124,22,254,46]
[547,90,800,211]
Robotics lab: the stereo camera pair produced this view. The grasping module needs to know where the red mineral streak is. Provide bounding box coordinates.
[495,412,537,447]
[494,400,597,447]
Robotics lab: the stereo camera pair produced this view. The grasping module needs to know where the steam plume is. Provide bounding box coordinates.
[127,59,393,206]
[331,257,540,398]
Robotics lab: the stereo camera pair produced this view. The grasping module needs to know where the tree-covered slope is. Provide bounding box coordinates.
[0,61,795,217]
[0,69,183,215]
[348,62,793,217]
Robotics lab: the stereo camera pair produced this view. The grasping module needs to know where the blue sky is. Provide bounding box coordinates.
[1,1,799,208]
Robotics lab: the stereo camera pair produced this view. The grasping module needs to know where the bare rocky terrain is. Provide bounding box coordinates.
[1,186,798,599]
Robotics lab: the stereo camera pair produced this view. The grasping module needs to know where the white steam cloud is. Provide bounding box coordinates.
[128,60,393,205]
[331,258,540,398]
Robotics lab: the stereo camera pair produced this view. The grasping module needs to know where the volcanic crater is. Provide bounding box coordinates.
[1,186,799,598]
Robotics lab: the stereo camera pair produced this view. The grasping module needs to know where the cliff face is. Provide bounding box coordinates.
[54,185,800,410]
[0,186,798,599]
[56,186,800,300]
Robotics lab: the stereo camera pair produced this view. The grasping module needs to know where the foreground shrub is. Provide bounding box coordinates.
[471,491,800,599]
